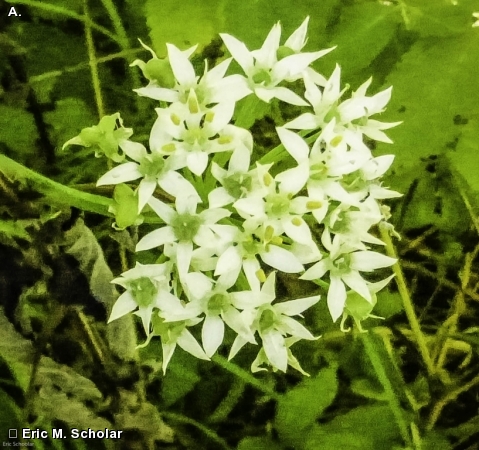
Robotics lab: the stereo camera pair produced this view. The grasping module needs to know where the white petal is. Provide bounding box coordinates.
[279,316,316,340]
[276,163,309,195]
[341,271,372,302]
[350,251,396,272]
[166,43,196,86]
[120,140,147,162]
[215,246,242,275]
[148,197,176,223]
[136,226,176,251]
[187,151,209,176]
[134,85,179,103]
[284,17,309,51]
[284,113,320,130]
[176,240,193,278]
[260,245,304,273]
[243,258,261,291]
[301,259,329,280]
[276,127,309,163]
[138,178,157,213]
[271,86,308,106]
[108,292,137,323]
[262,329,288,372]
[220,33,254,73]
[228,334,249,360]
[184,272,212,301]
[208,187,235,208]
[255,22,281,68]
[161,342,177,374]
[97,162,142,186]
[275,295,320,316]
[158,171,200,201]
[202,315,225,357]
[177,329,209,360]
[328,276,346,322]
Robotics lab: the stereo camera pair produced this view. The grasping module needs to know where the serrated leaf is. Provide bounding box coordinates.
[275,366,338,446]
[377,32,479,179]
[320,2,400,77]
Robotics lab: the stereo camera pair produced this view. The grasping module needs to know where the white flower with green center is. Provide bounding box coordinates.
[136,196,234,279]
[150,97,250,176]
[108,262,173,334]
[301,237,396,322]
[180,272,257,357]
[229,272,320,372]
[96,140,199,212]
[220,20,332,106]
[215,223,304,291]
[141,312,208,374]
[285,66,400,143]
[134,42,250,108]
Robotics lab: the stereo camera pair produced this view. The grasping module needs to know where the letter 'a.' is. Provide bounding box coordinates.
[9,7,19,16]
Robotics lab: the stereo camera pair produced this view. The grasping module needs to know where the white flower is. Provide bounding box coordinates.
[150,99,251,176]
[220,20,332,105]
[97,140,199,212]
[182,272,256,357]
[214,223,304,291]
[135,43,250,107]
[285,67,400,143]
[108,262,173,334]
[229,272,320,372]
[142,312,208,374]
[136,196,234,279]
[301,237,396,322]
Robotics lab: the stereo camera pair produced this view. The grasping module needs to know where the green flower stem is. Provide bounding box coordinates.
[0,154,113,216]
[7,0,121,45]
[360,331,412,447]
[83,0,104,119]
[212,355,281,401]
[162,412,232,450]
[380,228,435,377]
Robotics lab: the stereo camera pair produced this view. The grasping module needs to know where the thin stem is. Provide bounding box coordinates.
[8,0,121,45]
[0,154,113,216]
[212,355,281,401]
[162,411,233,450]
[360,331,412,447]
[83,0,105,119]
[380,228,435,377]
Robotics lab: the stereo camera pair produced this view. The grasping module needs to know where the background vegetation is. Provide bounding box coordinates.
[1,0,479,449]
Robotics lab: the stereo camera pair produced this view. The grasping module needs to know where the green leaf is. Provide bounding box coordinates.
[320,2,400,77]
[0,219,31,241]
[62,219,137,359]
[275,366,338,447]
[0,389,23,433]
[376,32,479,179]
[403,0,478,37]
[0,105,38,156]
[305,405,402,449]
[237,436,282,450]
[161,350,201,407]
[145,0,226,55]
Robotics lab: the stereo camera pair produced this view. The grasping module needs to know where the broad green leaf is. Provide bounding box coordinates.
[145,0,226,54]
[402,0,478,37]
[161,350,201,407]
[224,0,339,50]
[275,366,338,446]
[237,436,281,450]
[0,105,38,156]
[319,2,401,77]
[305,405,402,449]
[376,32,479,180]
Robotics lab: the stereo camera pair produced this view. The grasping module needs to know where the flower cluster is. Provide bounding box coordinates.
[65,18,401,374]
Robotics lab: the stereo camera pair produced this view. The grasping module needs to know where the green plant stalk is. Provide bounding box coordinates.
[380,228,435,377]
[0,154,113,216]
[7,0,121,45]
[360,331,412,447]
[212,355,281,401]
[83,0,105,120]
[162,411,233,450]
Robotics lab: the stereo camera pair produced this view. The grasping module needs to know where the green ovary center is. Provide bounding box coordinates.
[139,154,165,178]
[223,172,252,198]
[266,194,290,217]
[130,277,157,307]
[252,69,272,85]
[333,253,351,273]
[171,213,202,241]
[259,308,277,332]
[207,292,228,315]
